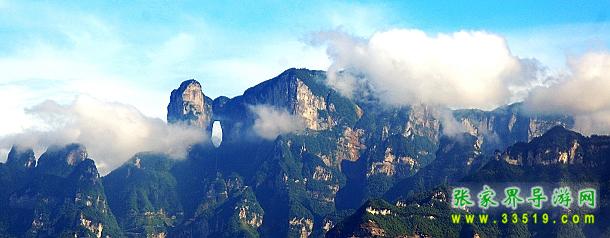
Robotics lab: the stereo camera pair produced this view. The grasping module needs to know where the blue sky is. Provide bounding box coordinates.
[0,0,609,135]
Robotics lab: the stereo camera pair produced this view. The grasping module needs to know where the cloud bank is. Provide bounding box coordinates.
[313,29,542,110]
[0,96,205,174]
[249,105,305,140]
[314,28,610,135]
[525,52,610,135]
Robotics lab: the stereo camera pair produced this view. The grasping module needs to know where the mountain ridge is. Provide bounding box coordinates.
[0,67,600,238]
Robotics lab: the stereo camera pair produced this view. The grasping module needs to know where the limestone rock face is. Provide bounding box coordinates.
[403,104,442,143]
[167,79,212,129]
[333,127,365,167]
[241,68,340,132]
[454,103,573,153]
[367,147,417,177]
[295,79,332,130]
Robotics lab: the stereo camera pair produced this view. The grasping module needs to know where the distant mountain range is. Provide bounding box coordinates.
[1,68,606,237]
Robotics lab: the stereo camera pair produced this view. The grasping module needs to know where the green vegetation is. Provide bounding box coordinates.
[1,69,608,237]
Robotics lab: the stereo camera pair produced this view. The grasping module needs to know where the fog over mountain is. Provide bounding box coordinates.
[314,28,610,135]
[1,1,609,237]
[313,29,532,109]
[2,28,610,174]
[524,52,610,135]
[249,104,306,140]
[0,96,205,174]
[0,65,606,237]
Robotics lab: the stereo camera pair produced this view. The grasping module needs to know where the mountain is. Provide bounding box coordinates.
[0,144,122,237]
[383,133,487,201]
[0,68,598,238]
[329,126,610,237]
[327,186,538,238]
[167,79,214,130]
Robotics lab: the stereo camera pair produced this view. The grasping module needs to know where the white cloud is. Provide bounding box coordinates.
[249,104,305,140]
[313,29,541,110]
[0,96,206,174]
[505,23,610,70]
[0,13,170,128]
[524,52,610,135]
[0,7,332,136]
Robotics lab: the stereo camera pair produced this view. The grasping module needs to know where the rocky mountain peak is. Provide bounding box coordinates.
[36,143,89,177]
[241,68,339,131]
[501,126,592,166]
[167,79,212,129]
[6,145,36,170]
[538,125,581,139]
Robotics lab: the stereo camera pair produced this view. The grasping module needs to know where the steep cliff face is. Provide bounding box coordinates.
[361,104,442,178]
[454,103,574,153]
[332,124,610,237]
[239,68,344,131]
[352,105,440,182]
[167,79,213,129]
[333,127,365,167]
[190,68,578,237]
[295,79,332,130]
[384,133,484,201]
[403,104,442,143]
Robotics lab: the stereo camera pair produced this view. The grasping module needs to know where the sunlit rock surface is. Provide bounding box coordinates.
[167,79,213,129]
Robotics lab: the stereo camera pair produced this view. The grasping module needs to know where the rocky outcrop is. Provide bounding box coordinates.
[36,143,88,177]
[404,104,442,143]
[383,133,483,201]
[455,103,573,153]
[241,69,335,131]
[360,220,386,237]
[295,79,332,130]
[167,79,212,129]
[356,105,443,180]
[326,200,400,238]
[527,118,569,141]
[500,126,594,166]
[365,206,392,215]
[334,127,365,167]
[289,217,314,238]
[80,213,104,238]
[322,219,334,232]
[0,144,123,237]
[312,166,333,181]
[6,146,36,170]
[367,147,417,177]
[237,202,263,228]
